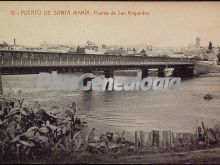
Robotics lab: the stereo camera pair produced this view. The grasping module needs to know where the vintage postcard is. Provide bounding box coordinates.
[0,1,220,164]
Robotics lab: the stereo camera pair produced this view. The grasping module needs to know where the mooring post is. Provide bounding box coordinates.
[152,130,160,147]
[0,71,3,95]
[135,130,141,149]
[140,131,144,149]
[135,130,138,148]
[162,130,173,149]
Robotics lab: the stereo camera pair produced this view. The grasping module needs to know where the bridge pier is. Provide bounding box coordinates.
[141,67,148,79]
[104,69,114,78]
[0,71,3,95]
[83,68,93,87]
[158,67,165,77]
[172,66,194,78]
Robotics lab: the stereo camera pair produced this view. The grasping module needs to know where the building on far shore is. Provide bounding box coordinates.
[186,37,219,64]
[203,47,219,64]
[0,41,9,50]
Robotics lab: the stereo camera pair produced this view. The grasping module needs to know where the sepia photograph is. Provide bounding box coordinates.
[0,1,220,164]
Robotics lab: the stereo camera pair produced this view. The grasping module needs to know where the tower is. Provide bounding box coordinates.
[14,38,16,45]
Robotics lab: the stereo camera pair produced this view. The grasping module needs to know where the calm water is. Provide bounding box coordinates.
[2,72,220,139]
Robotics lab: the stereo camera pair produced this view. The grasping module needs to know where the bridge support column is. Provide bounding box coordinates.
[83,68,93,87]
[104,69,114,78]
[141,67,148,79]
[186,67,194,78]
[0,71,3,95]
[172,67,194,79]
[158,67,165,77]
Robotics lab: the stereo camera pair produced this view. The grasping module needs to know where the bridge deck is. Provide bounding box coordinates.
[0,50,195,68]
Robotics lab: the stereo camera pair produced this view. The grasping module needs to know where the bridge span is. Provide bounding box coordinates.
[0,50,195,94]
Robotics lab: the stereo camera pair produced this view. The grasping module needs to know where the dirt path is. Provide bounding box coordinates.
[100,148,220,164]
[71,148,220,164]
[4,147,220,164]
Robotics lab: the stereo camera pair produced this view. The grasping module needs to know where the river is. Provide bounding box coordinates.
[1,71,220,139]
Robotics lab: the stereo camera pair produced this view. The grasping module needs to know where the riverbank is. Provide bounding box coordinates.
[195,62,220,76]
[6,146,220,164]
[1,94,220,164]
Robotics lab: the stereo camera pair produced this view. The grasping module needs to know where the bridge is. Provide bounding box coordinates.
[0,50,195,93]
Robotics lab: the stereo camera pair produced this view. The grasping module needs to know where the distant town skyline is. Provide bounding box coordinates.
[0,1,220,47]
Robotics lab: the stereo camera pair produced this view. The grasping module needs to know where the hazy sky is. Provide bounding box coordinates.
[0,1,220,47]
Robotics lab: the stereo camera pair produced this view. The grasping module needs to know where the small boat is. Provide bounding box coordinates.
[204,94,213,100]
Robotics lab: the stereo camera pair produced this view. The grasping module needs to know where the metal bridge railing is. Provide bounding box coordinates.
[0,58,195,67]
[0,51,195,67]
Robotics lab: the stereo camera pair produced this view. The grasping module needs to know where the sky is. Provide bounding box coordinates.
[0,1,220,47]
